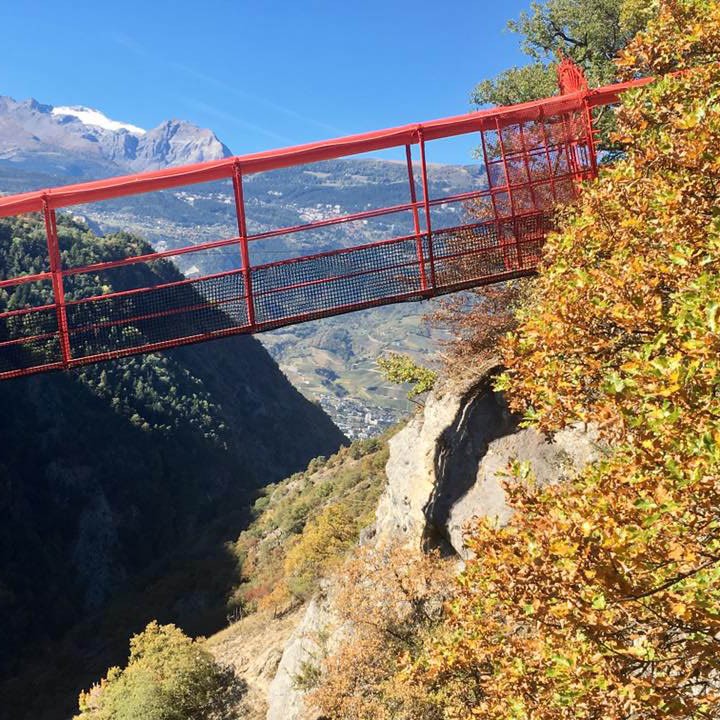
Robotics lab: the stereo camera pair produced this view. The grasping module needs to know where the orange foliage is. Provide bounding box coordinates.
[311,3,720,718]
[309,545,454,720]
[411,2,720,718]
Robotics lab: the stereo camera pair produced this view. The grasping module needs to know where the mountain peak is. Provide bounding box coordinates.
[26,98,54,114]
[0,94,232,178]
[136,118,232,171]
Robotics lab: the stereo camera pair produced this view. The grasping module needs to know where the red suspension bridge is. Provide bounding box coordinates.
[0,61,650,380]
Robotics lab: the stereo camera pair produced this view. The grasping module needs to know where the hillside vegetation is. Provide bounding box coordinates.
[309,2,720,718]
[230,432,390,614]
[73,432,392,720]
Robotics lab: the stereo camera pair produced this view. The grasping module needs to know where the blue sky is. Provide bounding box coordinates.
[0,0,534,164]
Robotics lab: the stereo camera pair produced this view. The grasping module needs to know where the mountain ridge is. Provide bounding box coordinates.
[0,95,232,177]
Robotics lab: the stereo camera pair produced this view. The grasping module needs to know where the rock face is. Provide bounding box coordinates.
[266,592,339,720]
[375,364,514,550]
[377,366,601,556]
[266,366,603,718]
[442,420,601,558]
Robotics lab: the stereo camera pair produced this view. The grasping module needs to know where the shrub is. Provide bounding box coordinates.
[309,546,453,720]
[75,621,245,720]
[377,353,437,398]
[282,503,359,602]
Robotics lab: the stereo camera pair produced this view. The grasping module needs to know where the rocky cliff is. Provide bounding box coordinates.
[376,366,601,556]
[263,365,602,719]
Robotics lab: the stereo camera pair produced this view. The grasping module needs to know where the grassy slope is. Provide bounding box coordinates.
[231,431,391,612]
[204,431,394,719]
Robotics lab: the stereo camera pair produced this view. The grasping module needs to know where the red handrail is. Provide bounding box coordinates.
[0,76,651,218]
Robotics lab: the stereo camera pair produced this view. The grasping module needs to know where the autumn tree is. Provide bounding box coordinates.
[408,2,720,718]
[309,546,454,720]
[473,0,656,148]
[75,622,245,720]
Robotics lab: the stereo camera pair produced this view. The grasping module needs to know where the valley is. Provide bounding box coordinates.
[0,102,482,433]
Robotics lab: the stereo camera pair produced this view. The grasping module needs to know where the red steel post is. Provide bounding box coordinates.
[517,122,540,212]
[232,163,256,328]
[418,129,437,290]
[537,109,560,205]
[42,199,72,367]
[494,118,522,270]
[479,128,506,264]
[405,144,428,291]
[583,100,599,179]
[561,112,583,195]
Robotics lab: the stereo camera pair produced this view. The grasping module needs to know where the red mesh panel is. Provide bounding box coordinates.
[0,277,62,377]
[65,270,250,361]
[251,235,425,328]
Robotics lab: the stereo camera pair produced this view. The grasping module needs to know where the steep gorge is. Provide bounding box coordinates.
[203,365,602,719]
[0,214,345,719]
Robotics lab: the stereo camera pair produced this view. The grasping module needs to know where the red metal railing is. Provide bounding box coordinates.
[0,65,652,380]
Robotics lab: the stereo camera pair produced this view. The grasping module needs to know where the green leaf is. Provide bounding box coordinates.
[706,302,719,333]
[592,594,607,610]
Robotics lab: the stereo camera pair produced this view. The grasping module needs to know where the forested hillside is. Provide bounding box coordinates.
[0,214,345,713]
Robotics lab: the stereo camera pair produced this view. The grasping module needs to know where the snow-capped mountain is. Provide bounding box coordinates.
[51,105,147,135]
[0,96,232,178]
